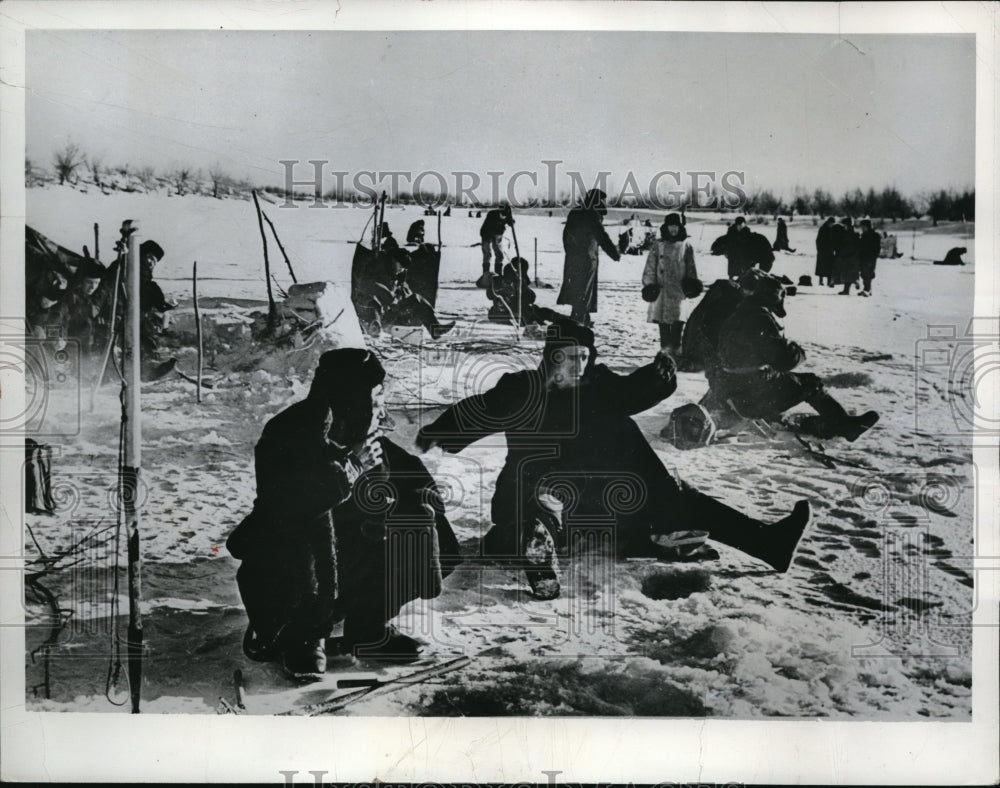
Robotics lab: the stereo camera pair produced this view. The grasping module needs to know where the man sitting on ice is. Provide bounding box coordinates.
[934,246,967,266]
[416,320,812,600]
[227,349,461,677]
[711,276,879,441]
[486,257,561,327]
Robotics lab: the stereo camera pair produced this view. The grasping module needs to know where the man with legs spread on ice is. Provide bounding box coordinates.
[712,276,880,441]
[416,320,811,601]
[227,349,460,677]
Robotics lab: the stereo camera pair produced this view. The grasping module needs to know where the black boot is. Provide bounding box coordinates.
[672,486,811,572]
[522,518,560,600]
[342,619,422,664]
[806,392,880,443]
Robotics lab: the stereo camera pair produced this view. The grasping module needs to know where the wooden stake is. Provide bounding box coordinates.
[437,209,442,253]
[123,228,143,714]
[534,237,538,286]
[193,261,202,404]
[261,210,298,283]
[251,190,277,328]
[94,222,100,262]
[508,212,522,328]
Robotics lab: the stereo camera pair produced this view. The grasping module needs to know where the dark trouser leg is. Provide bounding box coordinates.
[671,321,685,356]
[481,239,491,273]
[570,301,591,326]
[492,237,504,274]
[669,479,810,572]
[333,516,391,648]
[804,386,879,442]
[658,322,672,352]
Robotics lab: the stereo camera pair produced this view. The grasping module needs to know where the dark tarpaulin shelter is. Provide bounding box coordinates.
[350,242,441,329]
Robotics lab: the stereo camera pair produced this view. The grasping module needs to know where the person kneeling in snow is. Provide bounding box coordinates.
[227,349,461,677]
[712,276,879,441]
[416,320,811,601]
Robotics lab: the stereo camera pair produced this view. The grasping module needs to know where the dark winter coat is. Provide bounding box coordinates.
[714,300,819,418]
[681,279,745,374]
[480,209,511,239]
[721,228,775,277]
[814,220,836,278]
[418,360,680,541]
[557,208,621,314]
[227,397,460,655]
[859,228,881,282]
[832,224,861,283]
[772,219,793,252]
[935,247,967,266]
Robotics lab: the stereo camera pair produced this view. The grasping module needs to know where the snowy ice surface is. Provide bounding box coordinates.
[21,186,981,717]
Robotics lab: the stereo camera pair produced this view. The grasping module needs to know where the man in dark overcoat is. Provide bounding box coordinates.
[557,189,621,325]
[227,349,461,675]
[417,321,811,600]
[713,277,879,441]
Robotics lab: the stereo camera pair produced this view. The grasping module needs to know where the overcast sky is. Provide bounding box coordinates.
[26,30,975,199]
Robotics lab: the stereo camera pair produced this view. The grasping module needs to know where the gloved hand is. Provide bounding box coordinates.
[654,350,677,381]
[414,431,438,453]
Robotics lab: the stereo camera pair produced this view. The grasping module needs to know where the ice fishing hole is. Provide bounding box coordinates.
[640,569,712,600]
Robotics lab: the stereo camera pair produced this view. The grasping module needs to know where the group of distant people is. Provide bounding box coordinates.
[25,226,178,380]
[814,216,882,295]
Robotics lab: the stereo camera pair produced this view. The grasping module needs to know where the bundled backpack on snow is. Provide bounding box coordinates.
[664,403,717,449]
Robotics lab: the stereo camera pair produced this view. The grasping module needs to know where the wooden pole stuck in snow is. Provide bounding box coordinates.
[123,228,144,714]
[262,210,298,284]
[534,237,538,286]
[251,190,278,329]
[437,209,442,253]
[193,261,202,404]
[94,222,100,262]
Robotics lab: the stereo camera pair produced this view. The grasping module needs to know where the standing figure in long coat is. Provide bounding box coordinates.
[857,218,881,296]
[557,189,621,325]
[227,349,461,676]
[814,217,836,286]
[417,321,811,601]
[772,217,796,253]
[642,212,698,356]
[833,217,862,295]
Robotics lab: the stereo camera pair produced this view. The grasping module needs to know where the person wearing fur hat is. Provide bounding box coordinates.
[227,349,461,677]
[60,256,108,356]
[641,212,699,357]
[713,277,879,441]
[97,238,178,380]
[416,319,812,601]
[557,189,622,325]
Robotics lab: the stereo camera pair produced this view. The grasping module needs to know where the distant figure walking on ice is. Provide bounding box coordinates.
[934,247,967,266]
[558,189,621,326]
